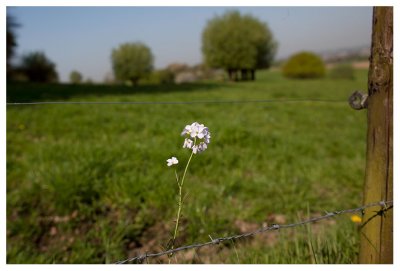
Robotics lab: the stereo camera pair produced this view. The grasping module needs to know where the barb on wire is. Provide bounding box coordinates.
[114,200,393,264]
[6,98,345,106]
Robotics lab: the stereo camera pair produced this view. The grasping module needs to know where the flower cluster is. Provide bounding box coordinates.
[181,122,211,154]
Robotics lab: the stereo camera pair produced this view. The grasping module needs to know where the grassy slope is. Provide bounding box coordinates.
[7,70,368,263]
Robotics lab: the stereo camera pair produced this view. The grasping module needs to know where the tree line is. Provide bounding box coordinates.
[111,11,277,84]
[7,10,333,85]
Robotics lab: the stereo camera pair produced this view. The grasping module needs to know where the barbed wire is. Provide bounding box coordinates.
[114,200,393,264]
[6,98,345,106]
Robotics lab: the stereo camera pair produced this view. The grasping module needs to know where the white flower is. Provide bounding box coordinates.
[200,128,211,144]
[181,122,211,154]
[191,142,207,154]
[182,122,210,140]
[197,142,208,153]
[181,125,192,136]
[189,122,201,138]
[204,133,211,144]
[167,157,179,167]
[197,126,207,139]
[183,138,193,149]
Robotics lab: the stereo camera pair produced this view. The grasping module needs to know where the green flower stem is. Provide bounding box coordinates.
[169,139,196,262]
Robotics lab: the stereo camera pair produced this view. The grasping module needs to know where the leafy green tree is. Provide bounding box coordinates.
[282,51,325,79]
[202,11,277,81]
[149,69,175,85]
[7,15,19,79]
[111,42,154,85]
[19,51,58,83]
[69,70,83,84]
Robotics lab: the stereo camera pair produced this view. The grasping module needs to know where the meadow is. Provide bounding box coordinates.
[7,69,368,264]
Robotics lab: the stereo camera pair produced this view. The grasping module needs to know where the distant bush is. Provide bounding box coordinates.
[10,69,29,82]
[330,63,355,80]
[140,69,174,85]
[151,69,175,84]
[69,70,83,84]
[282,52,325,79]
[84,78,94,85]
[19,51,59,83]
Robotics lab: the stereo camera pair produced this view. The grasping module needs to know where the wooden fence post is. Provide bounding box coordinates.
[358,6,393,264]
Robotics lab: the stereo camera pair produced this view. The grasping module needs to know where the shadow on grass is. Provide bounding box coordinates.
[6,81,221,103]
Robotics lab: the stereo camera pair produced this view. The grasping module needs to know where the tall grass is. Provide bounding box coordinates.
[7,69,367,263]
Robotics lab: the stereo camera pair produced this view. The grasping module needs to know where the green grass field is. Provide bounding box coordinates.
[7,69,368,263]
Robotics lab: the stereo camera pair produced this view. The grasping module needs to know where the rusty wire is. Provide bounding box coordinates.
[114,200,393,264]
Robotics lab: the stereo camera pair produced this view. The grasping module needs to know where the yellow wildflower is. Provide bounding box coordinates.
[351,215,362,223]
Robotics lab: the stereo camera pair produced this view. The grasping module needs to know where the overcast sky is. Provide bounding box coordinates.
[8,6,373,82]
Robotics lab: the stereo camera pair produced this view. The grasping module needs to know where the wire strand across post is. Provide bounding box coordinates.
[114,200,393,264]
[6,98,345,106]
